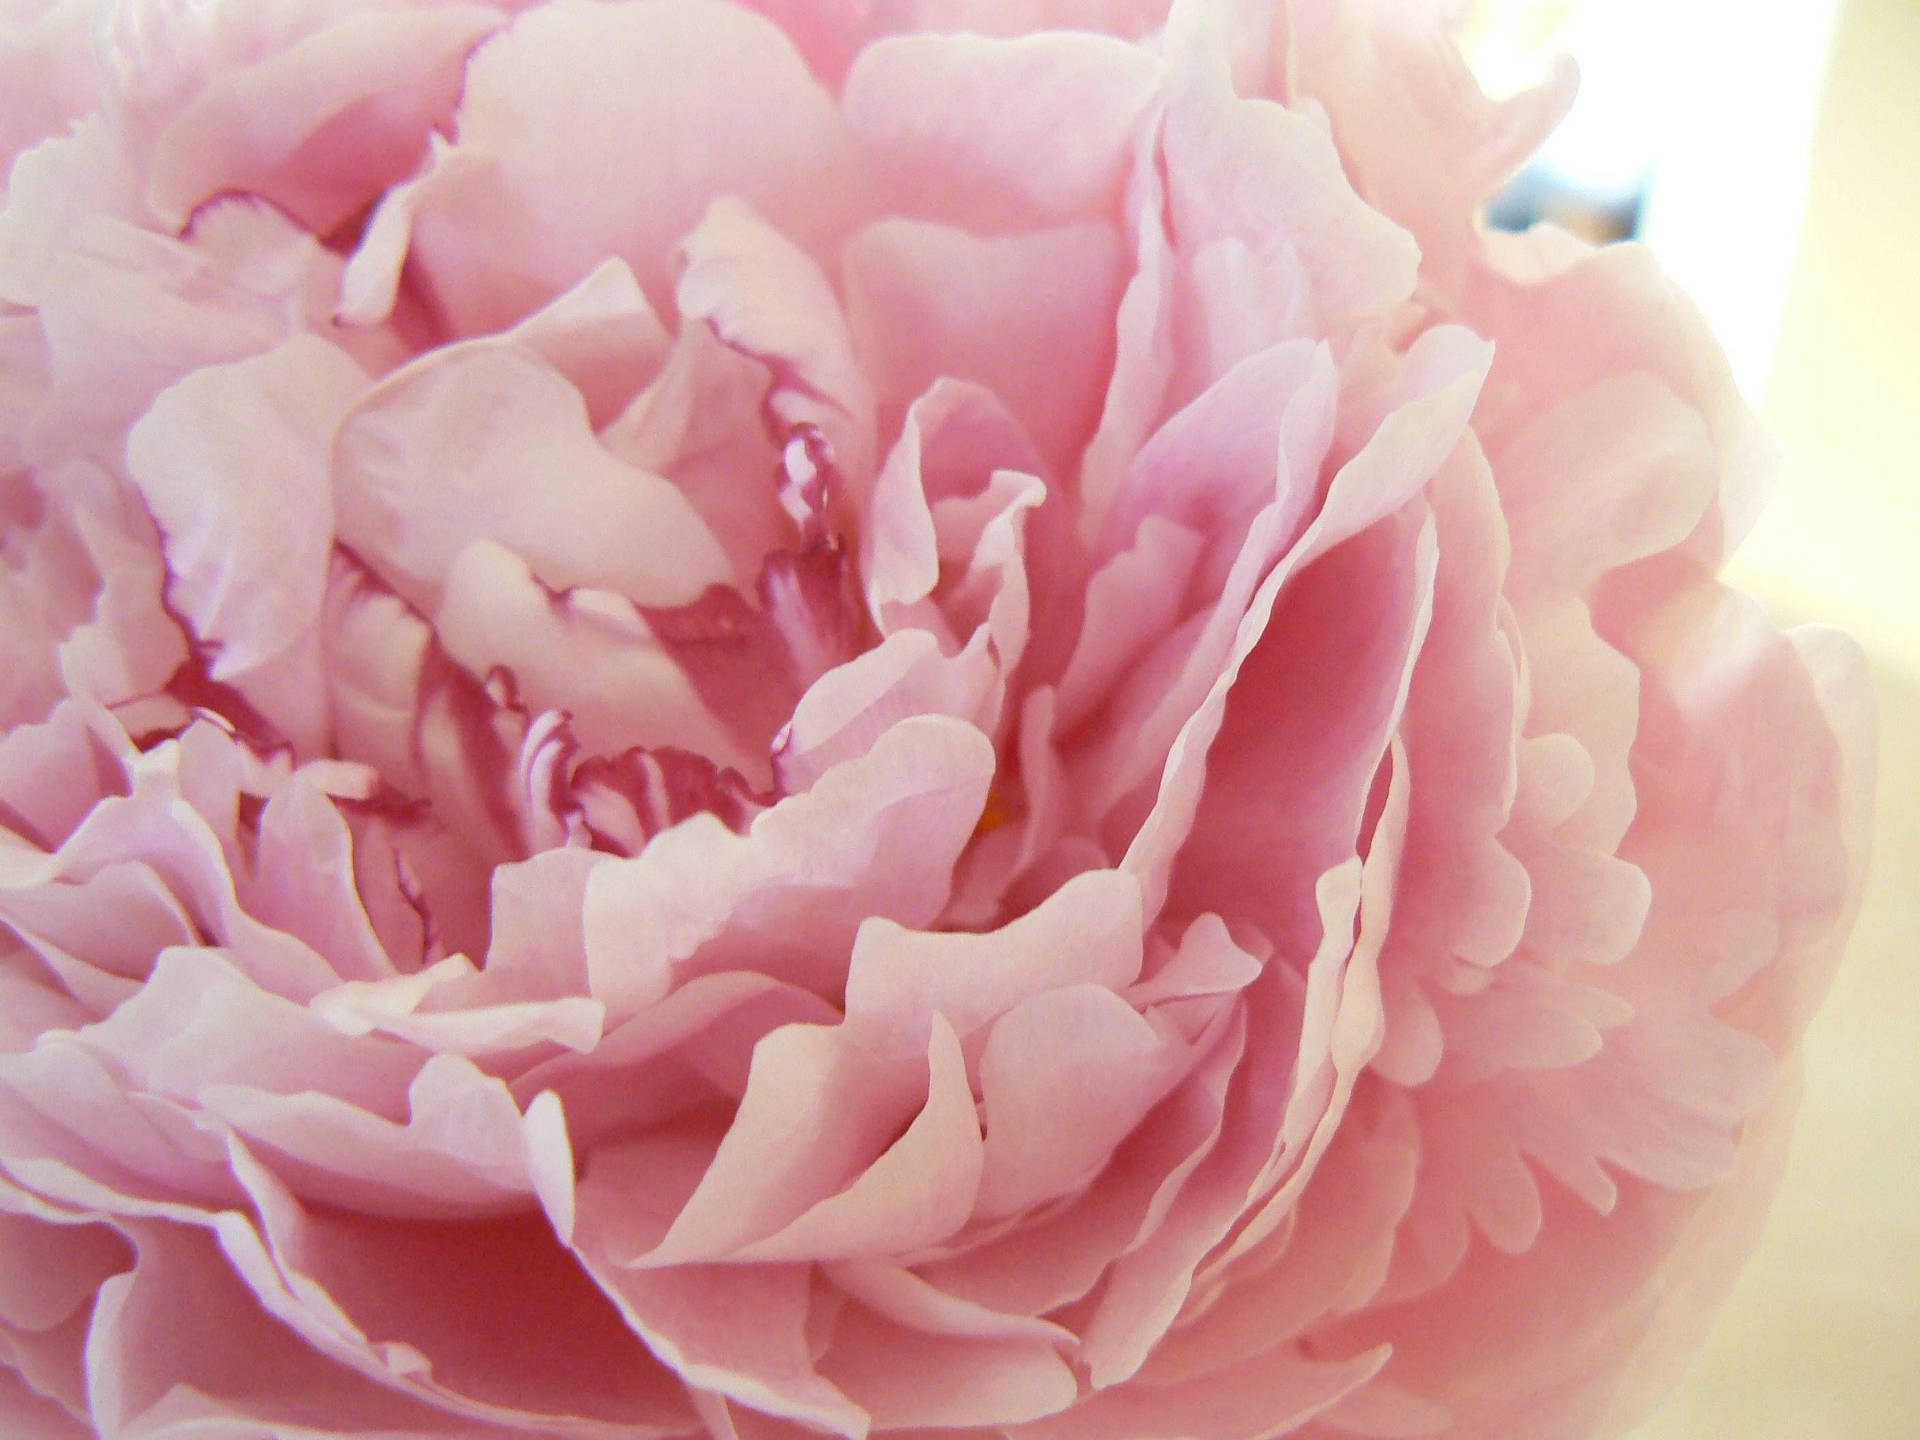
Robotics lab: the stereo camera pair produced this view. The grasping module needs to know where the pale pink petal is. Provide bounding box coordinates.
[26,200,337,471]
[1099,338,1331,579]
[1496,374,1719,601]
[1112,328,1486,922]
[571,1258,865,1439]
[126,335,365,752]
[335,346,728,613]
[0,1212,126,1336]
[1285,0,1577,288]
[915,1001,1244,1322]
[1137,1093,1420,1383]
[82,1221,505,1440]
[974,984,1189,1221]
[1127,914,1266,1009]
[1464,231,1775,560]
[221,1137,693,1436]
[0,118,137,311]
[407,0,858,333]
[781,464,1043,789]
[144,5,505,233]
[676,196,877,484]
[1054,516,1204,738]
[1075,967,1308,1387]
[602,323,793,596]
[843,217,1124,475]
[845,867,1143,1048]
[512,972,839,1151]
[1014,1345,1388,1440]
[735,1014,981,1262]
[194,1052,573,1221]
[1160,6,1420,337]
[0,1,98,200]
[240,774,393,984]
[583,715,994,1011]
[635,1021,926,1266]
[844,30,1161,229]
[822,1261,1074,1347]
[819,1301,1077,1429]
[430,542,756,775]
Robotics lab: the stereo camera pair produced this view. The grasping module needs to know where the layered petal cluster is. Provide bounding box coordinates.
[0,3,1873,1439]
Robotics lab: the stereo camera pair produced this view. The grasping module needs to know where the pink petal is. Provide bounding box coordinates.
[583,715,994,1012]
[844,867,1144,1049]
[335,345,728,613]
[1015,1344,1389,1440]
[1113,328,1486,922]
[407,0,857,333]
[571,1259,865,1439]
[82,1221,500,1440]
[0,1213,126,1335]
[819,1300,1078,1429]
[676,196,877,484]
[844,30,1161,229]
[221,1136,691,1435]
[144,4,505,233]
[512,971,839,1151]
[974,984,1189,1221]
[1285,0,1576,289]
[0,1,98,200]
[1160,7,1420,337]
[735,1014,982,1261]
[634,1021,927,1266]
[1138,1094,1420,1383]
[429,542,753,775]
[26,199,337,471]
[822,1261,1074,1347]
[843,217,1124,476]
[123,334,364,750]
[194,1052,568,1221]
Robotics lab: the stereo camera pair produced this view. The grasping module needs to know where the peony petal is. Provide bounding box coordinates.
[844,217,1124,475]
[82,1221,510,1440]
[844,29,1161,229]
[1112,327,1485,922]
[219,1137,691,1436]
[0,1212,127,1336]
[822,1261,1075,1347]
[676,196,877,486]
[974,983,1189,1221]
[144,4,505,233]
[819,1301,1078,1429]
[194,1052,560,1221]
[636,1021,927,1266]
[571,1258,866,1440]
[407,0,857,333]
[1015,1343,1388,1440]
[1160,4,1420,337]
[430,541,755,776]
[511,971,839,1151]
[26,200,337,472]
[335,346,727,613]
[845,867,1144,1049]
[584,715,994,1011]
[0,1,98,205]
[124,334,365,750]
[734,1014,982,1261]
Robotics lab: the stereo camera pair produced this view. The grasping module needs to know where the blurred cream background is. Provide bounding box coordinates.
[1470,0,1920,1433]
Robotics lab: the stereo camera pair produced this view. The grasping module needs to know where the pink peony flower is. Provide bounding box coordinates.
[0,2,1874,1437]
